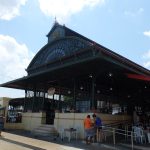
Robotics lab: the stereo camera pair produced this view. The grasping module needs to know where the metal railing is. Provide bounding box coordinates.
[101,123,136,150]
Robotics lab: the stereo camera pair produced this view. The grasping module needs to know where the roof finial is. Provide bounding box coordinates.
[54,16,58,24]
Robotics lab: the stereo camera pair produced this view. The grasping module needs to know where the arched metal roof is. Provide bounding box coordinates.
[27,36,92,75]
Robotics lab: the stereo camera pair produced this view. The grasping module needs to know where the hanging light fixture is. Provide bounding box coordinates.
[68,90,71,94]
[97,90,100,93]
[89,74,93,78]
[80,86,83,90]
[110,87,113,91]
[109,73,113,77]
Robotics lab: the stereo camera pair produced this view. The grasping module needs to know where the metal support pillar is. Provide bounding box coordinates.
[113,128,116,146]
[24,89,27,112]
[91,76,96,110]
[131,131,134,150]
[58,86,61,111]
[41,87,45,111]
[32,85,36,112]
[73,78,76,110]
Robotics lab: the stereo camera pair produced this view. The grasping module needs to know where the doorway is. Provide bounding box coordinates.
[44,99,56,124]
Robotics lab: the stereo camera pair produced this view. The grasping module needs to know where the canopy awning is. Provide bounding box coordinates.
[1,46,150,91]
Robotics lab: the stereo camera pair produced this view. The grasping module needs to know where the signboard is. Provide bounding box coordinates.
[48,88,55,95]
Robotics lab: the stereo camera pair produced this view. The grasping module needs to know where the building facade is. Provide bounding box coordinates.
[1,23,150,138]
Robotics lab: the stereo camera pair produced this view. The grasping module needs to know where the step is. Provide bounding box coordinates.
[32,130,58,137]
[33,129,57,133]
[34,126,56,131]
[32,124,58,137]
[39,124,54,128]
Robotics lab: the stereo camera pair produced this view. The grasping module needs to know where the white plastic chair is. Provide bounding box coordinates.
[132,126,137,142]
[101,126,107,142]
[73,127,80,140]
[62,128,77,142]
[59,128,64,140]
[68,128,78,141]
[139,129,146,144]
[133,126,146,144]
[147,133,150,143]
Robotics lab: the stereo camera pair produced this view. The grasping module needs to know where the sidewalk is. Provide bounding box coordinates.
[0,131,111,150]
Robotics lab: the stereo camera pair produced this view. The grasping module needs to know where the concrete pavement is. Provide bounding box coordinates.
[0,132,111,150]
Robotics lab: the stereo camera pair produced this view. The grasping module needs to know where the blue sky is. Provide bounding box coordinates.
[0,0,150,98]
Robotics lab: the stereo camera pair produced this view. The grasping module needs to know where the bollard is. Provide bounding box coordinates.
[131,131,134,150]
[113,128,116,146]
[127,125,128,140]
[124,125,127,140]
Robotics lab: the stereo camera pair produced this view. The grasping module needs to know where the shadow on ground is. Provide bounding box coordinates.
[3,129,111,150]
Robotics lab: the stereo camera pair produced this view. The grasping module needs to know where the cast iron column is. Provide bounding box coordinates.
[41,87,45,111]
[58,86,61,111]
[91,75,96,110]
[32,85,36,112]
[24,89,27,112]
[73,78,76,110]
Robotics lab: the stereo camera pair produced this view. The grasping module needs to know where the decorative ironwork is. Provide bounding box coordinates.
[27,37,92,74]
[47,25,65,43]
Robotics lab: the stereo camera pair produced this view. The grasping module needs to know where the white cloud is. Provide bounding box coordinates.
[138,8,144,13]
[143,50,150,59]
[124,8,144,17]
[0,88,24,98]
[143,61,150,68]
[0,35,34,83]
[38,0,105,22]
[143,30,150,37]
[0,0,27,20]
[142,50,150,69]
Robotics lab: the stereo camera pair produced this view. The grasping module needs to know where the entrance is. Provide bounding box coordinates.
[46,110,55,124]
[44,99,56,124]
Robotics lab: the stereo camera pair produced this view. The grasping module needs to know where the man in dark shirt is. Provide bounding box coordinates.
[92,114,103,142]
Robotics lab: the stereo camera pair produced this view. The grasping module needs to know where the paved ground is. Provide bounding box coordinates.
[0,131,111,150]
[0,130,150,150]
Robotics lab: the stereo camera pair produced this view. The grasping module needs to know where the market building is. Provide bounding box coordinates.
[1,23,150,138]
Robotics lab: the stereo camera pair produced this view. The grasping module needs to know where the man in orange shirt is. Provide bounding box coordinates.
[84,115,93,144]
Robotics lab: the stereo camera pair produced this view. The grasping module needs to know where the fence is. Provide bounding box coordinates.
[101,122,138,150]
